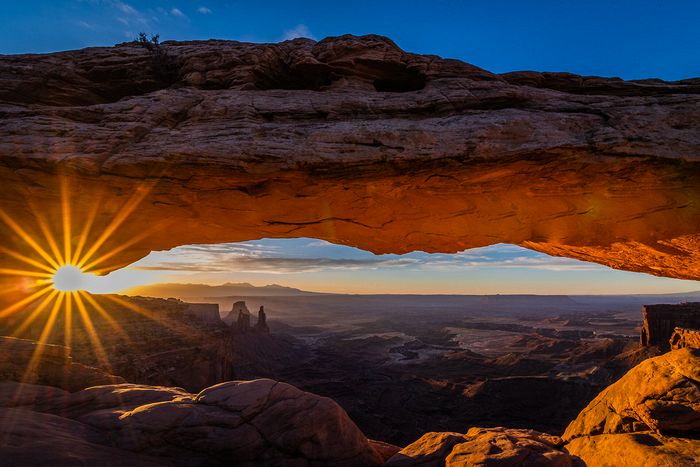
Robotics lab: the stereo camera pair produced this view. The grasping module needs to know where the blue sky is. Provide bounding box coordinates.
[4,1,700,293]
[2,1,700,80]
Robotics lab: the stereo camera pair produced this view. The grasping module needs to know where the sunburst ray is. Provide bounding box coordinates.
[76,183,153,270]
[0,285,53,319]
[11,290,59,338]
[74,292,114,373]
[77,291,131,343]
[0,210,60,270]
[60,178,72,265]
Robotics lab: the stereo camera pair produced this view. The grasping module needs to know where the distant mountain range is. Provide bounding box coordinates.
[124,281,700,303]
[124,282,323,298]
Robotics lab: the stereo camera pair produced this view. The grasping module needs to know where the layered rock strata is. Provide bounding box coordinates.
[640,303,700,349]
[2,35,700,312]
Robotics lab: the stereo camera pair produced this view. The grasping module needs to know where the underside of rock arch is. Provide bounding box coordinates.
[2,34,700,305]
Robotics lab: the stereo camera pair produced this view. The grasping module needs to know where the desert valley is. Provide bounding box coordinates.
[3,282,699,464]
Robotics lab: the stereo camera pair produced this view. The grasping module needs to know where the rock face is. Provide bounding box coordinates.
[640,303,700,350]
[670,327,700,349]
[184,302,222,325]
[2,34,700,310]
[563,348,700,465]
[223,301,251,327]
[2,295,238,392]
[0,336,124,392]
[0,379,384,466]
[386,427,572,466]
[254,305,270,333]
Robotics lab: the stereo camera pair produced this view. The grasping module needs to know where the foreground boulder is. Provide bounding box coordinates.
[0,379,383,466]
[563,348,700,466]
[386,427,572,466]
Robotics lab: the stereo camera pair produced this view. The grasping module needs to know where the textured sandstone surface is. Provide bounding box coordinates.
[563,348,700,465]
[1,34,700,305]
[564,433,700,467]
[386,427,572,466]
[0,378,384,466]
[670,327,700,350]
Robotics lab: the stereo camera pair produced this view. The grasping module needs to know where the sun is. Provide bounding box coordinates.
[51,265,87,292]
[0,177,168,386]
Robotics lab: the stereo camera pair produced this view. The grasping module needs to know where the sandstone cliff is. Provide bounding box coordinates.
[640,303,700,350]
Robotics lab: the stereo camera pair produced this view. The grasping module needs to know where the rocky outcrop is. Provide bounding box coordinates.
[670,327,700,349]
[563,348,700,465]
[254,306,270,334]
[640,303,700,350]
[2,35,700,312]
[224,302,270,334]
[0,379,384,466]
[386,427,572,466]
[2,295,238,392]
[564,433,700,467]
[184,302,222,325]
[0,336,124,392]
[223,301,251,327]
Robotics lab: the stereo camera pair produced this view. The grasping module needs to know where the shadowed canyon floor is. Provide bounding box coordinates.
[1,314,698,466]
[0,293,688,447]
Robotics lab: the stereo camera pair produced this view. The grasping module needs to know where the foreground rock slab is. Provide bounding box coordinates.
[386,427,572,466]
[0,379,383,466]
[563,348,700,466]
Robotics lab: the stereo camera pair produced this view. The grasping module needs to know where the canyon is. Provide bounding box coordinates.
[1,295,698,465]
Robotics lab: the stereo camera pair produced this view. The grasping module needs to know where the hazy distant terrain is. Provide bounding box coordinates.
[108,283,693,443]
[125,281,324,297]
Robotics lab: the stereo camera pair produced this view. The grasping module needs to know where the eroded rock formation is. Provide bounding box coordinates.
[254,305,270,334]
[385,427,572,466]
[2,34,700,308]
[562,348,700,465]
[184,302,222,325]
[223,301,251,327]
[670,327,700,349]
[640,303,700,350]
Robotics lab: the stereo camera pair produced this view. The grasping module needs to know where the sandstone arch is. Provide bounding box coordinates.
[2,34,700,308]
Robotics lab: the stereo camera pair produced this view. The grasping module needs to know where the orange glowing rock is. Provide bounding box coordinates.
[1,34,700,312]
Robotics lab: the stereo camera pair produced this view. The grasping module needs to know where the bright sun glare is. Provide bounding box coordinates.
[0,177,169,386]
[51,265,87,292]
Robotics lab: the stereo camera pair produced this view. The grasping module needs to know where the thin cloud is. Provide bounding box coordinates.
[132,240,601,274]
[113,0,138,15]
[135,256,421,274]
[170,7,188,19]
[77,20,97,30]
[198,6,212,14]
[109,0,150,28]
[281,24,316,41]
